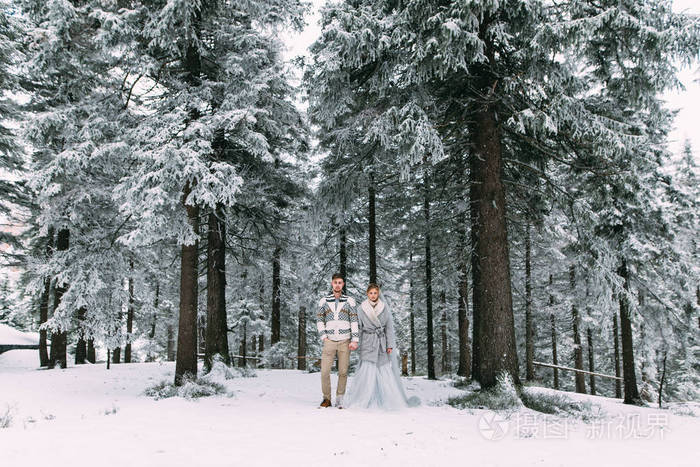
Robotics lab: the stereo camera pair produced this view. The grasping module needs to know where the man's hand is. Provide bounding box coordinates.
[349,342,358,351]
[386,348,392,354]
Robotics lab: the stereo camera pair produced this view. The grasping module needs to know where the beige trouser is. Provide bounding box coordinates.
[321,338,350,400]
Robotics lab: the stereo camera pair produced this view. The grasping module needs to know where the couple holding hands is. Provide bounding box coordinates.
[316,273,419,410]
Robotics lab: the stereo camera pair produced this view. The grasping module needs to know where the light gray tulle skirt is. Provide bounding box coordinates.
[345,353,420,410]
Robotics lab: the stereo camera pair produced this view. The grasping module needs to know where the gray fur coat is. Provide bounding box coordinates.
[357,298,397,365]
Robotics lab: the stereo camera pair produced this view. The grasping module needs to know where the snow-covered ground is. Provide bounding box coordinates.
[0,323,39,345]
[1,348,699,467]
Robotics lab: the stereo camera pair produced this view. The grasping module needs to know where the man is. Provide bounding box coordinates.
[316,273,359,408]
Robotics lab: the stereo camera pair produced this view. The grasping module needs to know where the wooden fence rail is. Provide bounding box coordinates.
[533,361,622,381]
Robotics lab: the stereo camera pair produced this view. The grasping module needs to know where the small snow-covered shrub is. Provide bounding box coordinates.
[144,375,231,400]
[519,389,604,421]
[448,371,522,412]
[177,378,228,399]
[202,355,256,385]
[669,403,698,417]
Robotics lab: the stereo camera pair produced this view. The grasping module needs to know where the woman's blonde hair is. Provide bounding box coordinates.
[366,283,380,293]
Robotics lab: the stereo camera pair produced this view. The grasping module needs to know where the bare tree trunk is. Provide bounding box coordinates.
[613,312,622,398]
[409,251,416,376]
[569,269,584,390]
[125,259,135,363]
[175,179,201,384]
[238,322,247,368]
[75,306,87,364]
[173,1,202,385]
[368,171,377,284]
[469,70,520,388]
[697,285,699,330]
[339,225,347,293]
[166,323,176,362]
[457,213,471,378]
[271,246,281,346]
[525,221,534,381]
[423,165,436,380]
[440,291,449,375]
[570,265,586,393]
[198,314,206,355]
[48,228,69,369]
[587,327,596,395]
[39,226,54,367]
[548,273,559,389]
[658,349,667,408]
[618,258,640,404]
[112,346,121,364]
[87,339,95,363]
[205,205,230,371]
[258,280,265,358]
[297,299,307,370]
[469,164,481,382]
[146,281,159,362]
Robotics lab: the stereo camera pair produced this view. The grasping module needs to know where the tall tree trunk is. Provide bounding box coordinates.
[39,226,54,367]
[457,212,471,378]
[113,346,121,363]
[409,251,416,376]
[613,312,622,398]
[696,284,699,330]
[297,298,307,371]
[174,1,202,385]
[147,281,159,362]
[238,323,247,368]
[423,166,436,380]
[658,349,668,408]
[617,258,640,404]
[339,224,347,293]
[175,179,201,384]
[548,273,559,389]
[271,246,281,346]
[166,323,176,362]
[48,228,69,369]
[468,63,520,388]
[87,338,95,364]
[570,265,586,393]
[75,306,87,364]
[587,327,596,395]
[258,280,265,356]
[368,171,377,284]
[469,161,481,382]
[440,291,449,375]
[525,221,535,381]
[125,259,135,363]
[198,314,206,354]
[205,205,230,371]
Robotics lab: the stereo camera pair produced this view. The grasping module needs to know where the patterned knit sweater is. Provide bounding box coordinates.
[316,293,359,343]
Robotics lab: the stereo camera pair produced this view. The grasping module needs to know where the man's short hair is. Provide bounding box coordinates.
[331,273,344,281]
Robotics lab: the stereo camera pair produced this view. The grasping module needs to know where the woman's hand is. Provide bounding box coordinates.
[387,348,392,354]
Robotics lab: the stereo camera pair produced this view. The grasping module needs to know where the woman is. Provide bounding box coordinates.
[345,283,420,410]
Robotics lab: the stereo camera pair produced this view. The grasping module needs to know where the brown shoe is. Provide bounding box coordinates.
[320,398,331,408]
